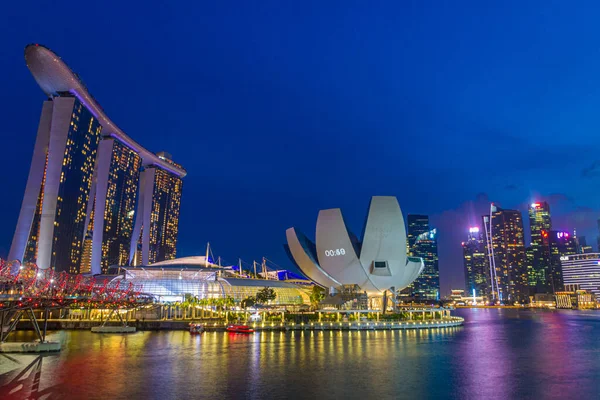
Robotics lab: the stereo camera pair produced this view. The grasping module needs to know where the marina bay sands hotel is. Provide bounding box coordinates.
[9,44,185,274]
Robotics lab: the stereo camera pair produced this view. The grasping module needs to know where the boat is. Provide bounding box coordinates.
[189,323,205,334]
[226,324,255,333]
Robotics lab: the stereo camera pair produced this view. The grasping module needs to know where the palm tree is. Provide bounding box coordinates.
[222,296,235,322]
[309,286,326,310]
[198,298,209,319]
[182,293,195,319]
[206,298,218,317]
[240,296,256,322]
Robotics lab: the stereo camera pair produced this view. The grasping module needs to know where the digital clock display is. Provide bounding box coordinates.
[324,248,346,257]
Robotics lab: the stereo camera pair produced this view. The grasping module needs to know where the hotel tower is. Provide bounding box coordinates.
[9,44,186,274]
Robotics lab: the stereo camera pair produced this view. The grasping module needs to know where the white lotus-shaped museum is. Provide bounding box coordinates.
[285,196,424,295]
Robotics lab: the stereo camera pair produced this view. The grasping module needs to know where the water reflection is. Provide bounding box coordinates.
[1,310,600,399]
[0,354,62,399]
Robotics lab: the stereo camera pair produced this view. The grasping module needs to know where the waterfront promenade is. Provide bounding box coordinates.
[10,315,464,332]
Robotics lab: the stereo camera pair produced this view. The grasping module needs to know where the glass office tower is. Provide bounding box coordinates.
[406,215,440,301]
[462,227,488,297]
[482,205,528,303]
[528,202,552,292]
[547,231,577,292]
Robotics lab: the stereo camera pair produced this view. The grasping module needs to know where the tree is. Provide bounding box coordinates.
[241,296,256,310]
[214,297,225,312]
[181,293,197,319]
[309,286,326,309]
[223,296,235,309]
[256,287,276,305]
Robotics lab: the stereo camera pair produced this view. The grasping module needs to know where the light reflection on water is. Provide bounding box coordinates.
[1,309,600,399]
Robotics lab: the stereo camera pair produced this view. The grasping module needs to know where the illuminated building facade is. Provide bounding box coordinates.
[129,157,183,266]
[547,231,577,292]
[406,215,440,301]
[407,215,430,252]
[482,205,528,303]
[462,227,488,297]
[528,202,552,292]
[93,139,142,273]
[561,254,600,301]
[80,231,93,274]
[15,96,102,273]
[9,44,186,273]
[555,288,596,309]
[110,257,309,305]
[525,246,535,287]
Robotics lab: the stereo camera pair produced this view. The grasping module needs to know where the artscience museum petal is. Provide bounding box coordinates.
[285,196,424,295]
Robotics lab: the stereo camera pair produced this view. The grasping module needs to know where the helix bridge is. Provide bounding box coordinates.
[0,259,149,343]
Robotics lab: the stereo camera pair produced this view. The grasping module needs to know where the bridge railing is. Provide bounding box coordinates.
[0,259,146,311]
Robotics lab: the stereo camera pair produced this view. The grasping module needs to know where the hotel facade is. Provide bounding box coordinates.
[9,44,186,274]
[561,253,600,301]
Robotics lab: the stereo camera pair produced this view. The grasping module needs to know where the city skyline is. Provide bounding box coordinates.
[459,202,585,302]
[5,4,600,400]
[1,3,600,296]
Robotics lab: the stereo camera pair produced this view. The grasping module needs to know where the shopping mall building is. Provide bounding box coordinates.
[107,257,310,306]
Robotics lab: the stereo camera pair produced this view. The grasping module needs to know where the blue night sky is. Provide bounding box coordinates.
[1,1,600,295]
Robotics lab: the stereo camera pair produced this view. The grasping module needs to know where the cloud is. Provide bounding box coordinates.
[467,129,595,175]
[552,206,599,236]
[581,160,600,178]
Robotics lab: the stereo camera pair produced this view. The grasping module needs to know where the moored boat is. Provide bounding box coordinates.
[189,323,205,334]
[226,324,254,333]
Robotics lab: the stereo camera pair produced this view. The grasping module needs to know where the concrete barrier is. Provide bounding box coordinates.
[0,341,61,353]
[91,326,136,333]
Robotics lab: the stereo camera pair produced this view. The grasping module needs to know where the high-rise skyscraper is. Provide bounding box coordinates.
[577,236,593,253]
[547,230,577,292]
[15,96,102,273]
[462,227,488,297]
[525,246,536,287]
[406,215,439,300]
[482,205,528,303]
[407,215,429,252]
[91,139,142,273]
[528,202,552,292]
[9,44,186,274]
[129,154,184,266]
